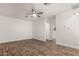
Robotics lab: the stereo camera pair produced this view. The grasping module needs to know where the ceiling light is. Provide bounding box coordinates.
[33,14,37,17]
[74,12,79,16]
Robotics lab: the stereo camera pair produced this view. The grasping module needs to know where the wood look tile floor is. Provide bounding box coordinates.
[0,39,79,56]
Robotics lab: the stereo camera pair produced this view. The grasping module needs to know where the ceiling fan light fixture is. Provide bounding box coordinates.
[74,12,79,16]
[33,14,37,17]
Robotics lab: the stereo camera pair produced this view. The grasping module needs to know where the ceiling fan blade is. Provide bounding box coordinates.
[37,15,40,17]
[25,15,28,17]
[37,12,43,14]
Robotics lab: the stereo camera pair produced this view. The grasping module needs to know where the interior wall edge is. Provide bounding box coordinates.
[56,41,79,49]
[0,38,33,44]
[33,38,46,41]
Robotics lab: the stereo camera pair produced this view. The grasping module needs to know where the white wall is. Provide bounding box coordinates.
[0,15,33,43]
[33,16,56,41]
[45,21,50,40]
[47,16,56,40]
[33,18,46,41]
[0,15,53,43]
[56,9,79,49]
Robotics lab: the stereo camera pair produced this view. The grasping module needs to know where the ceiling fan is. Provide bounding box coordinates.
[43,3,51,6]
[24,8,43,18]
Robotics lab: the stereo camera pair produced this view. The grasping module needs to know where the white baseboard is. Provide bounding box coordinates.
[0,38,46,44]
[0,38,32,44]
[56,42,79,49]
[34,38,46,41]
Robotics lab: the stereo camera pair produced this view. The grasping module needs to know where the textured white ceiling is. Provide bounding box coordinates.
[0,3,77,19]
[33,3,77,16]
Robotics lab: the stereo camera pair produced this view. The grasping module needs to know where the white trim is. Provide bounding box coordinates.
[33,37,46,41]
[0,38,32,44]
[56,41,79,49]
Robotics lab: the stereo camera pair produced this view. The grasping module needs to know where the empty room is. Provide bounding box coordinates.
[0,3,79,56]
